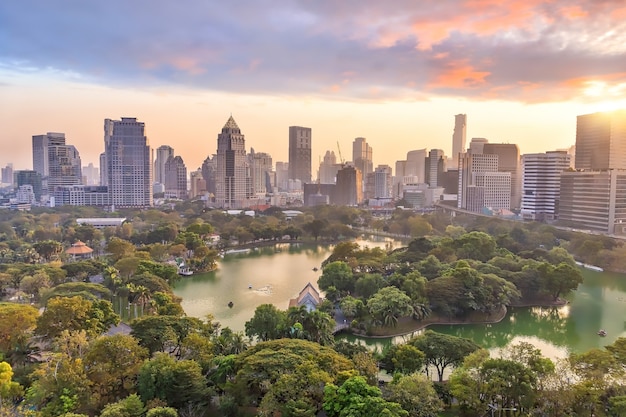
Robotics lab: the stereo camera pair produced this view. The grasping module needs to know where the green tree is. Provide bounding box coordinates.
[385,373,443,417]
[323,376,408,417]
[0,361,23,409]
[146,407,178,417]
[0,303,38,354]
[99,394,144,417]
[230,339,353,409]
[84,334,149,409]
[105,238,136,262]
[138,353,208,409]
[318,261,354,293]
[388,344,425,375]
[539,262,583,301]
[32,240,63,262]
[367,287,413,327]
[244,304,287,341]
[36,296,119,340]
[410,330,480,382]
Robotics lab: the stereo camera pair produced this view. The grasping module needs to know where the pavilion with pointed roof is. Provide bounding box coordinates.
[66,240,94,260]
[288,282,322,312]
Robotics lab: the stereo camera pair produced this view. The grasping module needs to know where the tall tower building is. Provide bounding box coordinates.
[47,143,82,193]
[189,169,207,199]
[452,114,467,168]
[164,155,187,199]
[353,137,374,184]
[319,150,340,184]
[249,149,273,195]
[99,152,107,186]
[288,126,312,185]
[521,151,570,221]
[275,162,289,192]
[374,165,393,199]
[575,110,626,170]
[155,145,174,185]
[15,170,43,201]
[104,117,152,208]
[483,143,521,209]
[405,149,427,182]
[216,116,251,208]
[458,153,510,212]
[335,165,363,206]
[201,155,217,197]
[425,149,446,187]
[1,164,13,185]
[32,132,66,178]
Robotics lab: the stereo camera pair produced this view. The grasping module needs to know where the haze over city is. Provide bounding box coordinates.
[2,0,626,170]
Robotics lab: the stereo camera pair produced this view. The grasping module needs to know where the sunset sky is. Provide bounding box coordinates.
[1,0,626,173]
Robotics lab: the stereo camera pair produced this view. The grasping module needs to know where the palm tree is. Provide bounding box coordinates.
[411,301,431,321]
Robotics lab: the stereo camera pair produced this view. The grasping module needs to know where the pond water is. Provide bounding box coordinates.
[173,238,626,358]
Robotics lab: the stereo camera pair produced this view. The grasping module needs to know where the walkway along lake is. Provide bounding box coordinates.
[173,238,626,358]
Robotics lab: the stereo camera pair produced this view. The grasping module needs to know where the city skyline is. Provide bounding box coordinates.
[2,1,626,171]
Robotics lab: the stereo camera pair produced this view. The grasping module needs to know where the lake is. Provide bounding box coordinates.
[173,239,626,357]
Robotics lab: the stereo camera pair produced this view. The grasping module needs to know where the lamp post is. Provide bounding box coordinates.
[488,403,517,417]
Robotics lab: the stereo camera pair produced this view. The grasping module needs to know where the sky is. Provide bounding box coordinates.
[1,0,626,173]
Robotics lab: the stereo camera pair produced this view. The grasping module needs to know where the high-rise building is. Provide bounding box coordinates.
[15,170,43,201]
[201,155,217,197]
[164,155,187,199]
[99,153,107,186]
[458,153,510,212]
[249,149,273,195]
[82,163,99,186]
[353,137,373,185]
[47,143,82,193]
[189,169,207,199]
[32,132,65,178]
[335,165,363,206]
[452,114,467,168]
[405,149,427,182]
[468,138,488,155]
[104,117,152,208]
[483,143,521,209]
[319,150,341,184]
[155,145,174,185]
[275,162,289,192]
[559,170,626,234]
[425,149,446,187]
[374,165,392,199]
[1,163,13,185]
[216,116,251,208]
[521,151,571,221]
[288,126,312,185]
[575,110,626,170]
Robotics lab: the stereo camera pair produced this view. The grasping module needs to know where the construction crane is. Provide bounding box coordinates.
[336,141,345,165]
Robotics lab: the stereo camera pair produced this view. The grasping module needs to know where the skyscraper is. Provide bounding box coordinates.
[104,117,152,208]
[47,143,82,194]
[155,145,174,185]
[575,110,626,170]
[32,132,65,178]
[335,165,363,206]
[374,165,392,199]
[425,149,446,188]
[164,155,187,199]
[458,153,511,212]
[288,126,312,185]
[319,150,340,184]
[353,137,374,182]
[452,114,467,168]
[216,116,251,208]
[521,151,570,221]
[249,149,273,195]
[483,143,521,209]
[405,149,426,182]
[1,164,13,185]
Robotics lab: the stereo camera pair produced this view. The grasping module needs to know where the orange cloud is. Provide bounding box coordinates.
[430,60,490,89]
